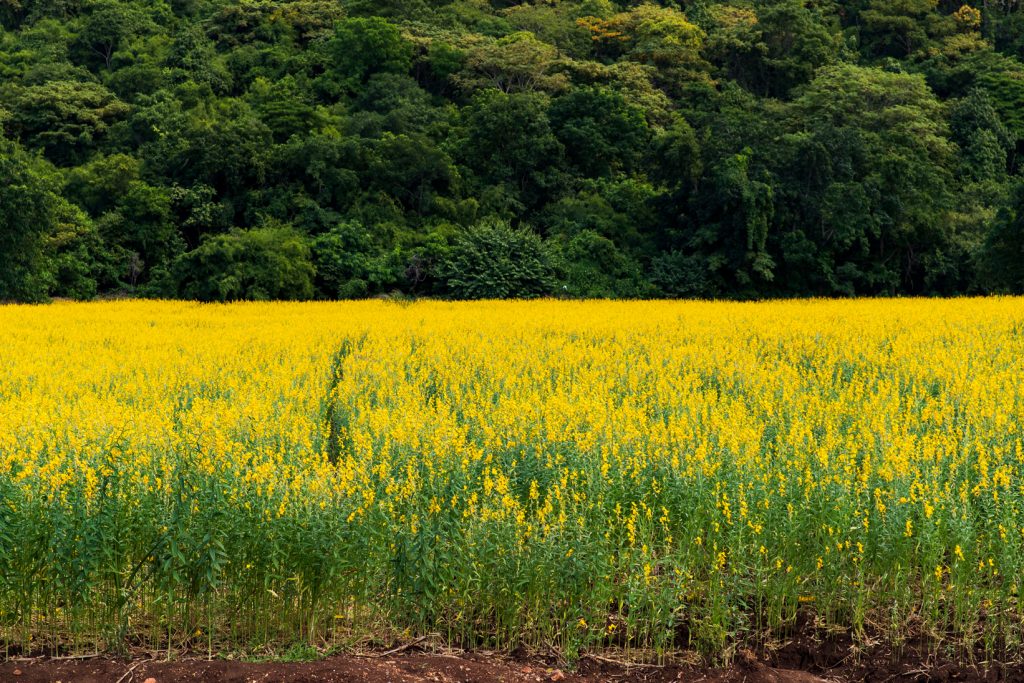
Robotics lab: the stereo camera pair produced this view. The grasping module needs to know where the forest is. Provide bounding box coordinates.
[2,0,1024,302]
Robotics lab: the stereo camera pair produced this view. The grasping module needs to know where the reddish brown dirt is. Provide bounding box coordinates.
[2,645,1022,683]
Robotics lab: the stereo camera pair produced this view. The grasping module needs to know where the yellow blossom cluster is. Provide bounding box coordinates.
[0,298,1022,655]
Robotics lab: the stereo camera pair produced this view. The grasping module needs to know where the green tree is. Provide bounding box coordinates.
[311,220,405,298]
[973,53,1024,144]
[460,89,563,212]
[315,17,412,98]
[708,0,842,98]
[549,229,651,298]
[650,114,702,191]
[64,153,180,285]
[46,201,122,299]
[74,0,159,70]
[174,224,315,301]
[2,80,129,164]
[246,76,321,142]
[950,88,1013,184]
[349,73,442,137]
[549,86,650,177]
[143,99,272,198]
[438,219,554,299]
[859,0,950,58]
[0,0,1016,302]
[166,24,232,92]
[777,64,957,294]
[0,138,59,301]
[686,149,776,296]
[364,133,457,215]
[979,181,1024,293]
[455,31,569,94]
[581,3,711,94]
[1,0,82,26]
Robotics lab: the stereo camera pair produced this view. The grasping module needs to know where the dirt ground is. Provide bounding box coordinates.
[2,643,1022,683]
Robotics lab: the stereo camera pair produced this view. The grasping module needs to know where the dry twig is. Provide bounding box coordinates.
[114,662,142,683]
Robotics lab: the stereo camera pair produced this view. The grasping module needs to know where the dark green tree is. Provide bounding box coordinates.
[460,89,563,212]
[950,88,1013,183]
[438,219,554,299]
[708,0,842,98]
[3,80,129,164]
[549,229,651,298]
[174,224,316,301]
[315,17,412,98]
[312,220,405,298]
[0,0,1018,302]
[859,0,950,58]
[686,149,776,297]
[0,138,59,301]
[549,86,650,177]
[979,181,1024,293]
[774,64,958,294]
[74,0,159,70]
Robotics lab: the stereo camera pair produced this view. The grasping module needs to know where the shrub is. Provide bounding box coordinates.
[175,224,315,301]
[438,219,554,299]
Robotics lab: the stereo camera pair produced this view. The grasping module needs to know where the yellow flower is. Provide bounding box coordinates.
[1,298,1020,652]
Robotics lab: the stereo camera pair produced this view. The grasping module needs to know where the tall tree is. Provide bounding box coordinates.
[0,138,59,301]
[979,180,1024,293]
[777,64,957,294]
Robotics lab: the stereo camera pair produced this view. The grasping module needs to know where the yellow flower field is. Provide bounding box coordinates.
[1,299,1023,659]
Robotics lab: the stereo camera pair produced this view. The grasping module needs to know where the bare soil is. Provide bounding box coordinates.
[3,642,1023,683]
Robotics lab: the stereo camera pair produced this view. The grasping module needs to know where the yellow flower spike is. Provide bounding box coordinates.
[0,298,1021,652]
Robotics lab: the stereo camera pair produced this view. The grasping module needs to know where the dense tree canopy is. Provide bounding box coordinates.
[1,0,1022,301]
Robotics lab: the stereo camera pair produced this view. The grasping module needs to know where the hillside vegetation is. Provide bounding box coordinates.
[2,0,1024,301]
